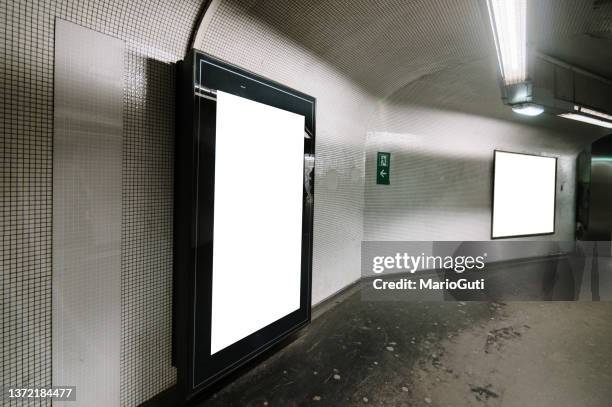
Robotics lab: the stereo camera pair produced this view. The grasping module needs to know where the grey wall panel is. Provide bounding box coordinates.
[587,137,612,240]
[194,0,376,304]
[1,1,203,406]
[53,19,124,406]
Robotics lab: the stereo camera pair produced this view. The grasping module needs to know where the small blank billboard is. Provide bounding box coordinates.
[492,151,556,239]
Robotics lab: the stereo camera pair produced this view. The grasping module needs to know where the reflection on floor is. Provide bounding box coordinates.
[196,283,612,407]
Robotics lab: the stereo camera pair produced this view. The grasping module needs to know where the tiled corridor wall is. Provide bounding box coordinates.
[4,1,606,406]
[364,59,602,243]
[1,1,203,405]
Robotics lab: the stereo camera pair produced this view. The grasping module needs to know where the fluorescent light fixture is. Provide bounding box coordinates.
[574,105,612,121]
[512,103,544,116]
[558,112,612,129]
[485,0,527,85]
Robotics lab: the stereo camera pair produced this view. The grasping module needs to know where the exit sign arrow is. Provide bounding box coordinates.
[376,152,390,185]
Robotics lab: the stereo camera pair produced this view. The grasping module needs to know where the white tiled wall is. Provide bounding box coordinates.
[1,1,203,406]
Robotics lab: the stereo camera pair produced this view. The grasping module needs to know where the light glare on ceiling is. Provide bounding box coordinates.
[558,113,612,129]
[512,103,544,116]
[486,0,527,85]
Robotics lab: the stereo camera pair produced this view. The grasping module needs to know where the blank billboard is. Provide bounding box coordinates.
[210,91,305,355]
[492,151,556,239]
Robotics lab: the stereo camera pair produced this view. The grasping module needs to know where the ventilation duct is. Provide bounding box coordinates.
[532,54,612,114]
[501,53,612,127]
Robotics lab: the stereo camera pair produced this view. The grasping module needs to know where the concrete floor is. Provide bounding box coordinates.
[196,285,612,407]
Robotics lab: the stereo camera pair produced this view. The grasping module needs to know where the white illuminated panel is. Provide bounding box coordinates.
[210,91,305,355]
[558,112,612,129]
[492,151,556,238]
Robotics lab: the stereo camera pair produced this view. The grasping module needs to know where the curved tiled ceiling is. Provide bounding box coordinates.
[195,0,612,102]
[373,58,607,153]
[196,0,493,98]
[533,0,612,39]
[532,0,612,79]
[195,0,611,145]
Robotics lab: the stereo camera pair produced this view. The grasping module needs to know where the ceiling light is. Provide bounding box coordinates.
[512,103,544,116]
[574,106,612,121]
[485,0,527,85]
[558,113,612,129]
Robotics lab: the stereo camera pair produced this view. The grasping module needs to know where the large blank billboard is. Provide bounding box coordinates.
[209,91,305,355]
[492,151,556,239]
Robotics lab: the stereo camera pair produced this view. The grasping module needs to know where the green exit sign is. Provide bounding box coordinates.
[376,152,390,185]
